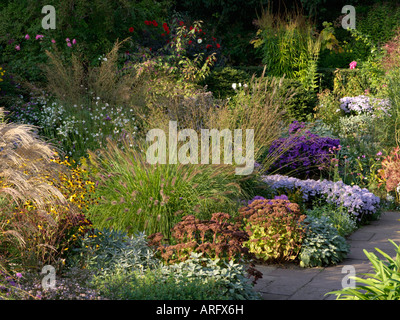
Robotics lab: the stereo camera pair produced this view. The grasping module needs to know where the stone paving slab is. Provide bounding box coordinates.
[254,211,400,300]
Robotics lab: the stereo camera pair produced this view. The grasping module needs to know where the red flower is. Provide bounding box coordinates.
[188,40,192,45]
[161,33,165,37]
[212,37,216,41]
[189,26,193,30]
[152,20,158,27]
[216,43,220,49]
[129,27,134,33]
[179,21,184,26]
[144,20,151,25]
[206,44,212,49]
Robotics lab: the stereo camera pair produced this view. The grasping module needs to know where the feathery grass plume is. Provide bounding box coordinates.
[88,38,138,105]
[0,107,68,209]
[43,48,86,106]
[205,68,297,174]
[44,38,137,107]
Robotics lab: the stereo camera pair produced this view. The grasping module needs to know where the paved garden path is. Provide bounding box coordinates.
[253,211,400,300]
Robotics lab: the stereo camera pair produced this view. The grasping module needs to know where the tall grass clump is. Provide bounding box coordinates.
[85,137,245,238]
[205,69,299,176]
[0,107,94,270]
[251,6,321,91]
[0,107,66,209]
[43,38,137,107]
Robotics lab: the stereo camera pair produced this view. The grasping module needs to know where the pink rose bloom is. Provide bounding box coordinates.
[15,44,20,51]
[25,34,30,40]
[35,34,43,40]
[72,39,76,45]
[51,39,56,43]
[67,42,72,47]
[349,61,357,69]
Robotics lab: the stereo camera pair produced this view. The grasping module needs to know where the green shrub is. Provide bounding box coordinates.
[91,252,262,300]
[274,78,317,121]
[86,138,245,238]
[91,267,226,300]
[306,204,358,237]
[328,240,400,300]
[68,228,160,273]
[299,216,350,268]
[357,3,400,47]
[203,67,251,99]
[252,7,321,91]
[333,69,370,97]
[315,88,344,128]
[240,199,306,263]
[0,0,171,82]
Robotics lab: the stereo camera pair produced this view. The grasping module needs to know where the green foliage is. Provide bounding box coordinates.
[387,70,400,147]
[274,78,317,121]
[252,8,321,91]
[86,138,245,238]
[0,0,172,82]
[68,228,160,273]
[306,203,358,237]
[240,199,306,263]
[315,89,342,126]
[90,252,262,300]
[299,216,350,268]
[333,69,370,97]
[332,28,388,97]
[91,267,226,300]
[357,3,400,46]
[328,240,400,300]
[203,66,251,99]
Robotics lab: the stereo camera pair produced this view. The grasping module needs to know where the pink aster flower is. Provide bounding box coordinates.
[349,61,357,69]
